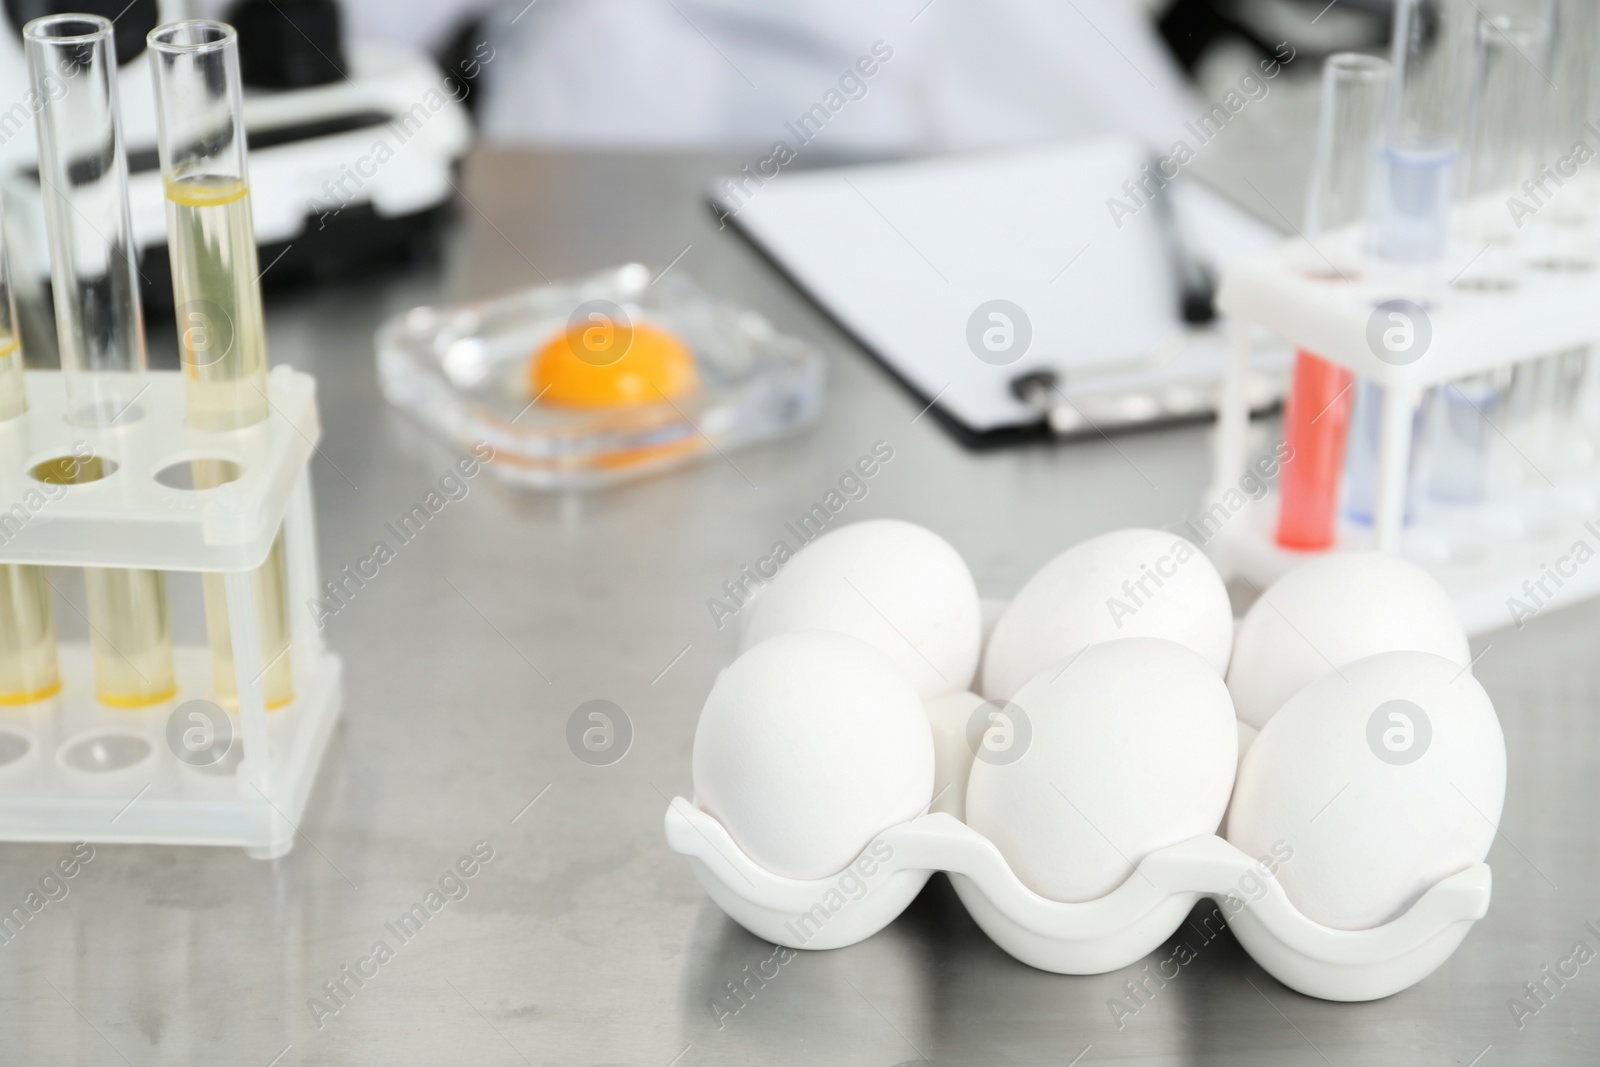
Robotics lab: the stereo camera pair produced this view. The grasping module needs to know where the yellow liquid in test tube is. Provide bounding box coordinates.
[0,563,59,704]
[0,330,58,703]
[166,177,268,429]
[85,567,176,707]
[30,454,176,707]
[165,176,292,708]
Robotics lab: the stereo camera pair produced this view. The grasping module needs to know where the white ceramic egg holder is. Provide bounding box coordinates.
[0,368,341,859]
[1210,221,1600,636]
[667,593,1493,1001]
[665,797,1491,1001]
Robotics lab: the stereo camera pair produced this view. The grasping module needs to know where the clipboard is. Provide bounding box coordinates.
[711,137,1288,446]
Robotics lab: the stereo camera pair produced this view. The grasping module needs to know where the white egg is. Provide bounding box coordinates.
[1226,650,1505,931]
[740,519,980,698]
[974,597,1007,687]
[1217,720,1260,837]
[693,630,934,879]
[923,690,987,821]
[966,638,1237,902]
[981,529,1233,700]
[1227,551,1470,729]
[1236,720,1258,767]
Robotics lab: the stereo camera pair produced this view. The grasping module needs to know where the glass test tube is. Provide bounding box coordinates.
[1498,347,1592,475]
[1375,0,1476,262]
[1418,11,1545,504]
[0,198,60,704]
[1304,55,1393,240]
[1344,380,1430,525]
[1426,368,1512,501]
[1531,1,1600,463]
[1460,13,1545,235]
[1276,55,1390,551]
[1540,0,1600,195]
[26,14,176,708]
[149,21,292,710]
[0,206,24,425]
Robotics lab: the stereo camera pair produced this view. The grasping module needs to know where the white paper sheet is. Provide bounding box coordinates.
[714,137,1283,435]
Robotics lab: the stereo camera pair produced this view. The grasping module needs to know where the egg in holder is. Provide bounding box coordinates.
[664,522,1503,1002]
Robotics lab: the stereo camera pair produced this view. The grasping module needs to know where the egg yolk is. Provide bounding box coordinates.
[530,320,698,409]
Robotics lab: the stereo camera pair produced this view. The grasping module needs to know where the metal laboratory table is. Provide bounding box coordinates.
[1,145,1597,1067]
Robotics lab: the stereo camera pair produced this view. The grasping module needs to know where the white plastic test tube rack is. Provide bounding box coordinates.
[1210,222,1600,634]
[0,366,341,858]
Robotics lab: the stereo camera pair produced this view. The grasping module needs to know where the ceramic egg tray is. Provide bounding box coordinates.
[665,789,1492,1002]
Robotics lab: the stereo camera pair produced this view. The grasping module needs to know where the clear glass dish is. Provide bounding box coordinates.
[376,264,825,490]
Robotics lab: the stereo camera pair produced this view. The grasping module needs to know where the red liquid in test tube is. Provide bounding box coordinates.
[1275,351,1354,550]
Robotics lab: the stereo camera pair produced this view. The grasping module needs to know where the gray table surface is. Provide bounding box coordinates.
[2,142,1598,1067]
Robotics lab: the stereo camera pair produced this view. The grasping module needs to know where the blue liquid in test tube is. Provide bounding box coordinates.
[1343,0,1474,528]
[1374,0,1473,262]
[1375,145,1456,262]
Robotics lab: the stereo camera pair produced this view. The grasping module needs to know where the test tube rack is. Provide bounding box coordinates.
[0,367,341,859]
[1210,221,1600,635]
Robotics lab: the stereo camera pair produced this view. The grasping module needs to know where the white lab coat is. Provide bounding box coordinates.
[465,0,1197,151]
